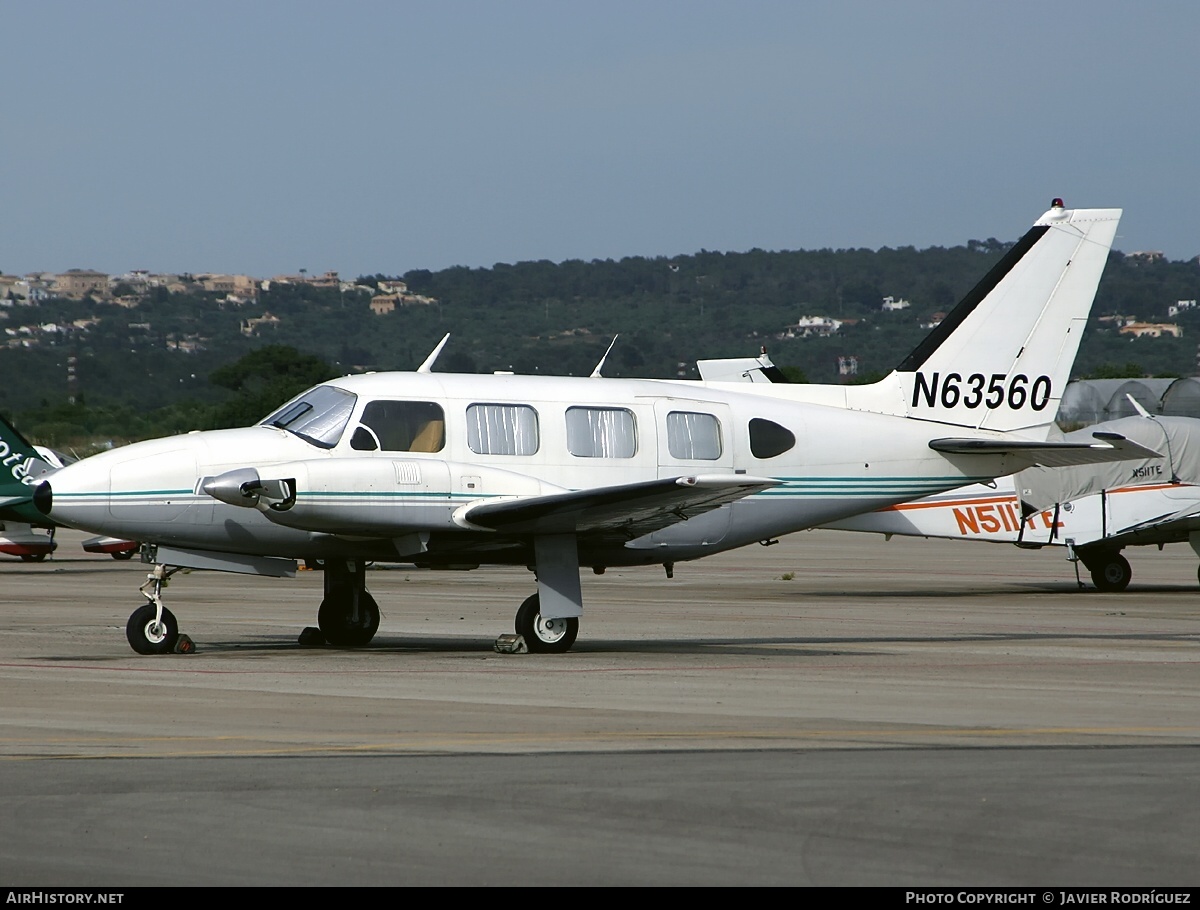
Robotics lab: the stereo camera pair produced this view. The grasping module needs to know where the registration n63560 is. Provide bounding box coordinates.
[912,372,1052,411]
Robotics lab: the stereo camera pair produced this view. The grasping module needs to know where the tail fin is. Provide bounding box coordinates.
[0,413,56,524]
[872,200,1121,434]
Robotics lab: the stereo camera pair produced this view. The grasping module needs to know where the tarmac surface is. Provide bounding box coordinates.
[1,528,1197,886]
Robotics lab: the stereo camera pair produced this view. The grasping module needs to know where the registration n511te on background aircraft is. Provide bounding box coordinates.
[34,201,1147,655]
[824,412,1200,592]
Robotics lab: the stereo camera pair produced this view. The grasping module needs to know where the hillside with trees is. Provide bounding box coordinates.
[2,238,1197,448]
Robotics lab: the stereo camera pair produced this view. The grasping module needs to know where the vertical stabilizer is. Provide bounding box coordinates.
[882,201,1121,434]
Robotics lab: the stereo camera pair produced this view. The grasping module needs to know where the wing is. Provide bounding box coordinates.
[456,474,778,538]
[929,431,1162,468]
[1084,496,1200,550]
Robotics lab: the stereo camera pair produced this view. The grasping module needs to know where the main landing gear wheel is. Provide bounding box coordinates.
[1090,553,1132,592]
[19,553,47,563]
[515,593,579,654]
[111,550,135,560]
[126,603,179,655]
[318,590,380,647]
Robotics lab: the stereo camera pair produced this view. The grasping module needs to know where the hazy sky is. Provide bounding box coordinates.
[4,1,1198,278]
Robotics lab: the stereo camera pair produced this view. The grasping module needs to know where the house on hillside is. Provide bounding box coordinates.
[782,315,842,338]
[241,312,281,335]
[370,295,398,315]
[53,269,109,299]
[1119,322,1182,338]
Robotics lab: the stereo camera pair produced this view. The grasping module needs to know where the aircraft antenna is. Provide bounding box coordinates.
[590,335,619,378]
[1127,393,1180,483]
[1125,393,1152,419]
[417,334,450,373]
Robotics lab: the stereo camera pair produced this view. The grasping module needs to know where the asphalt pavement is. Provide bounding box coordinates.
[1,528,1197,886]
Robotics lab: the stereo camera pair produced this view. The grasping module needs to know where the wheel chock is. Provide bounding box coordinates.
[298,626,326,646]
[173,634,196,654]
[493,633,527,654]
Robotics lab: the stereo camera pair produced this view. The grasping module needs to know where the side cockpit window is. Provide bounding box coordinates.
[261,385,357,449]
[351,401,445,452]
[749,418,796,459]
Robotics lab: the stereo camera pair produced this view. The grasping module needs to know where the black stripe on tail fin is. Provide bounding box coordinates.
[895,224,1050,372]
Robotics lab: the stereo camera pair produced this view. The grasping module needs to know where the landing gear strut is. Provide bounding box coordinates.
[127,565,181,654]
[510,534,584,654]
[317,559,380,646]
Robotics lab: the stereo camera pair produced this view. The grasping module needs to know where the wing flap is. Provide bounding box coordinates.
[930,432,1162,468]
[458,474,778,538]
[1112,503,1200,536]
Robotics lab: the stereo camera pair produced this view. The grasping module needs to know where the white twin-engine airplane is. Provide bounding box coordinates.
[34,201,1149,656]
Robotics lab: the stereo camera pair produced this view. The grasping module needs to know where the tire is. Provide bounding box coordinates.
[126,603,179,655]
[1090,553,1132,592]
[317,589,380,646]
[111,550,136,561]
[515,593,579,654]
[20,553,47,563]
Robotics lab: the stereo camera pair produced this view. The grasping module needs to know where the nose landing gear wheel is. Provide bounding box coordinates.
[515,593,579,654]
[126,603,179,655]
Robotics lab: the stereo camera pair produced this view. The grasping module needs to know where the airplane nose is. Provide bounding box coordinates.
[33,480,52,516]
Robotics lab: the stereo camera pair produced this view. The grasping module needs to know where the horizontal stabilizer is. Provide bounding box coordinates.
[696,351,787,383]
[929,431,1162,468]
[457,474,777,538]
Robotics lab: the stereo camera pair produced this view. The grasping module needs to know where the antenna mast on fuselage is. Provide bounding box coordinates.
[417,334,450,373]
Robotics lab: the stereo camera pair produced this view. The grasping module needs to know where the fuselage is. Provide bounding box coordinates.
[42,371,1023,568]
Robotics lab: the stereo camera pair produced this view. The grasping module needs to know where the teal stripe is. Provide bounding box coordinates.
[299,490,485,499]
[56,489,193,498]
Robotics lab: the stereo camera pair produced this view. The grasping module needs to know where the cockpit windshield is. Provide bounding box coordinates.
[259,385,357,449]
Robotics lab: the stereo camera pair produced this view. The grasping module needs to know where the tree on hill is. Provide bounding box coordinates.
[208,345,337,428]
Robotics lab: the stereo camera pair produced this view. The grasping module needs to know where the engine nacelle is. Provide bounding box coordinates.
[201,457,565,536]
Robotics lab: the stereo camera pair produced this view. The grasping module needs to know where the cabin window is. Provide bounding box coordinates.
[565,407,637,458]
[466,403,539,456]
[749,418,796,458]
[666,411,722,460]
[260,385,357,449]
[351,401,445,452]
